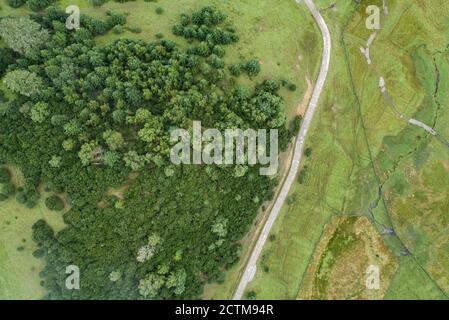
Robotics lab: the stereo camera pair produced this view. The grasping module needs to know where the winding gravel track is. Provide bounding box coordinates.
[233,0,331,300]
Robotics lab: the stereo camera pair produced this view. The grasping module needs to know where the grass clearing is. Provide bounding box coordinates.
[0,167,66,299]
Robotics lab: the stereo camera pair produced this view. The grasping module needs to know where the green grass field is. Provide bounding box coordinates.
[243,0,449,300]
[385,256,447,300]
[0,167,65,299]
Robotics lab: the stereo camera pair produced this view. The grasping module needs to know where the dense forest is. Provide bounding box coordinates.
[0,6,299,299]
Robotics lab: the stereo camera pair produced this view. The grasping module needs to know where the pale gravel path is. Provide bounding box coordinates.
[233,0,331,300]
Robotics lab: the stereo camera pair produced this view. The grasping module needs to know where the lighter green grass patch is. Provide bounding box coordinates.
[0,167,65,299]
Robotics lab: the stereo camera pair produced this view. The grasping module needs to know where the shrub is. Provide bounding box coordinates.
[27,0,51,12]
[259,79,280,92]
[243,59,261,77]
[32,219,55,244]
[155,7,164,15]
[16,192,27,204]
[172,24,184,36]
[45,195,65,211]
[155,33,164,39]
[0,167,11,183]
[7,0,25,8]
[27,189,40,203]
[0,194,9,201]
[180,13,190,26]
[298,165,308,184]
[246,290,257,300]
[2,182,16,196]
[90,0,105,7]
[3,70,43,97]
[213,45,225,58]
[16,189,39,208]
[33,248,46,258]
[82,16,109,35]
[228,64,242,77]
[305,147,312,157]
[106,11,127,28]
[112,24,125,34]
[287,83,297,92]
[289,115,302,137]
[127,26,142,33]
[26,201,37,209]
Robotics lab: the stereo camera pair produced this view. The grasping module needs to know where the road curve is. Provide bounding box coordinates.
[233,0,331,300]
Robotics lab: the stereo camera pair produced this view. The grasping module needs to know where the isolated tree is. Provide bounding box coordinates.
[123,151,146,171]
[30,102,50,123]
[50,114,69,126]
[305,147,312,157]
[211,217,228,238]
[109,271,121,282]
[78,141,100,166]
[166,269,187,295]
[7,0,25,8]
[49,156,62,168]
[246,290,257,300]
[138,273,165,298]
[1,182,16,196]
[233,165,248,178]
[16,192,27,204]
[63,119,82,136]
[102,130,124,151]
[45,195,65,211]
[229,64,242,77]
[112,109,125,124]
[27,0,51,12]
[288,83,297,92]
[32,219,55,244]
[3,70,43,97]
[244,59,261,77]
[0,17,49,57]
[62,139,75,151]
[102,151,119,168]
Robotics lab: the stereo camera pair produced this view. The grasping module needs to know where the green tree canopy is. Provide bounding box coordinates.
[3,70,43,97]
[0,17,49,57]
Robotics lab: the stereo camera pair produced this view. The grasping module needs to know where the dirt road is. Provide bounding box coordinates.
[233,0,332,300]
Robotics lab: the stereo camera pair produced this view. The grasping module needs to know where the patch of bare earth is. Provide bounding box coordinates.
[297,77,313,117]
[298,216,398,300]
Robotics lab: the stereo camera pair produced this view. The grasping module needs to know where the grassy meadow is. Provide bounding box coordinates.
[244,0,449,300]
[0,167,65,299]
